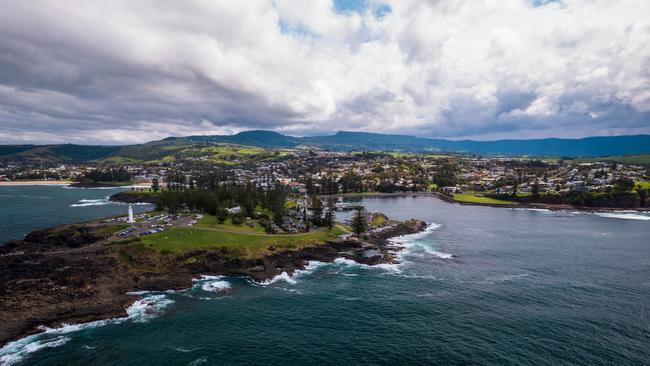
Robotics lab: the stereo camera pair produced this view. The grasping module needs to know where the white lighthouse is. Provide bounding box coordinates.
[127,205,134,224]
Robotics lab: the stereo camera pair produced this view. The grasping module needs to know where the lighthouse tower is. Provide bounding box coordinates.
[127,205,134,223]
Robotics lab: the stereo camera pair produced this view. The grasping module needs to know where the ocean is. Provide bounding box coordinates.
[1,190,649,365]
[0,185,153,243]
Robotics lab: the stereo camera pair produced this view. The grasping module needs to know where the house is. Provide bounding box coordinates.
[227,206,242,214]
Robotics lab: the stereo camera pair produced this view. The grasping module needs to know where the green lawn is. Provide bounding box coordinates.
[94,223,130,235]
[636,181,650,190]
[140,225,347,257]
[453,193,513,205]
[197,215,267,234]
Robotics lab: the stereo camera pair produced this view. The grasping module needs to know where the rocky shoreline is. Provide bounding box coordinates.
[0,219,426,346]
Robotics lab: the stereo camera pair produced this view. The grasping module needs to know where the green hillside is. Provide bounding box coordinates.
[0,139,291,165]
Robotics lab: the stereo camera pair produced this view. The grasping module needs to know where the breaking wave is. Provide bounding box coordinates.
[595,212,650,221]
[333,257,403,272]
[202,280,231,293]
[388,223,452,259]
[250,261,331,286]
[255,272,297,285]
[192,275,232,293]
[293,261,329,278]
[70,196,151,208]
[126,294,175,322]
[0,293,173,365]
[0,336,70,366]
[70,198,110,207]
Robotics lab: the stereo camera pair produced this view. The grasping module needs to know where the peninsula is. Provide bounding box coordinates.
[0,199,426,345]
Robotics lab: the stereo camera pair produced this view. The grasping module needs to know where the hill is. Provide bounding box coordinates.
[2,131,650,163]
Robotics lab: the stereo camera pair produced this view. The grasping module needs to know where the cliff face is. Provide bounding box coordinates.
[0,220,427,345]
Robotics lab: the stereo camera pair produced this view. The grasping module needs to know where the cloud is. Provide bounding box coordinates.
[0,0,648,144]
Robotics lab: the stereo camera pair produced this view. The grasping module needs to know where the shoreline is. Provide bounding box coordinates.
[0,217,426,346]
[0,180,72,186]
[321,191,650,213]
[0,180,152,188]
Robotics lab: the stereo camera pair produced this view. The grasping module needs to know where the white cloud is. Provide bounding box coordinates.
[0,0,648,144]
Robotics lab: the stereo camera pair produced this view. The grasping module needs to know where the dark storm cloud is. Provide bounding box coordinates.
[0,0,648,144]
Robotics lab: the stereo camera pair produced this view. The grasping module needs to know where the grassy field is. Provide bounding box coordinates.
[197,215,267,234]
[139,225,347,257]
[453,193,513,205]
[635,181,650,190]
[147,144,287,165]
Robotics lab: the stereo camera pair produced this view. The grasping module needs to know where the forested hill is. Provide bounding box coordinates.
[2,130,650,163]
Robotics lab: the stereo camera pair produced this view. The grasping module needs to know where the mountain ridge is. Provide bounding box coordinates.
[2,130,650,163]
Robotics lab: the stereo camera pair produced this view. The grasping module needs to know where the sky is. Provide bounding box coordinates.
[0,0,649,145]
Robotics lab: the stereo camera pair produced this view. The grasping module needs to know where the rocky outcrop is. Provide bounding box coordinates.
[23,225,110,248]
[109,191,159,204]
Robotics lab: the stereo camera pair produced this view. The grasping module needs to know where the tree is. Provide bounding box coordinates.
[302,208,310,232]
[324,210,335,230]
[614,178,634,192]
[231,214,243,225]
[532,181,540,199]
[151,177,160,192]
[215,205,228,223]
[273,211,284,226]
[637,188,647,208]
[311,197,323,225]
[350,206,368,237]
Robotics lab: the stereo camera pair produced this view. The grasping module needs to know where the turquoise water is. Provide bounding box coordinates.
[0,185,152,243]
[1,193,650,365]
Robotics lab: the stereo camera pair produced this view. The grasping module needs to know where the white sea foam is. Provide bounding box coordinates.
[192,275,231,293]
[427,250,454,259]
[333,257,404,272]
[388,222,442,244]
[293,261,329,278]
[249,261,331,286]
[0,336,70,366]
[125,290,151,295]
[0,318,118,366]
[70,198,110,207]
[170,346,198,353]
[0,293,173,366]
[387,223,452,260]
[192,275,224,282]
[70,196,151,207]
[333,257,361,267]
[256,271,297,285]
[188,356,209,365]
[126,294,174,322]
[511,208,552,212]
[201,280,231,293]
[595,212,650,221]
